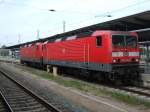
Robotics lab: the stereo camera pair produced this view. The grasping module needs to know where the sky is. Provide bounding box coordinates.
[0,0,150,47]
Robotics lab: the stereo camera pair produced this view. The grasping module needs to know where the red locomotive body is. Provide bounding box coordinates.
[43,30,139,73]
[20,30,140,81]
[20,43,43,64]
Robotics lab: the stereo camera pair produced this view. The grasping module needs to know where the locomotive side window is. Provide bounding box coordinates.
[96,36,102,47]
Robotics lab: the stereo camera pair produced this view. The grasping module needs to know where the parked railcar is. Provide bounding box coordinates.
[20,43,43,65]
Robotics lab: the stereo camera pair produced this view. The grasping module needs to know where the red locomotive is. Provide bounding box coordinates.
[20,42,43,65]
[20,30,140,82]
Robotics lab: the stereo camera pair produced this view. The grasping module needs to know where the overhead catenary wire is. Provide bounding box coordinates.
[0,0,97,15]
[73,0,150,24]
[95,0,150,17]
[38,0,150,33]
[1,0,150,27]
[1,0,149,16]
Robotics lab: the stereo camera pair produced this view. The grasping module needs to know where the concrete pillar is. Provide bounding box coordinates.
[53,66,58,76]
[47,65,50,73]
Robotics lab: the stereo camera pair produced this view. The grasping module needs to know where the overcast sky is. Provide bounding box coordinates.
[0,0,150,46]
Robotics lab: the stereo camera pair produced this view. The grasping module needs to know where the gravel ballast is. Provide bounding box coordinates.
[0,62,150,112]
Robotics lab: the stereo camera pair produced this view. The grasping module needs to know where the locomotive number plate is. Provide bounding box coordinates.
[123,52,129,56]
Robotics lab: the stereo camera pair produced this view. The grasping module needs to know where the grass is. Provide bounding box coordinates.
[111,92,150,107]
[19,65,150,108]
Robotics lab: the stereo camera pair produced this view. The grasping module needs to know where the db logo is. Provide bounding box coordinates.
[123,52,128,56]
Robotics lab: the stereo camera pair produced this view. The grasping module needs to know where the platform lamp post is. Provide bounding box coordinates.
[49,9,66,33]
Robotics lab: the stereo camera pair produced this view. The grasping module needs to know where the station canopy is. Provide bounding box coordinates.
[6,10,150,49]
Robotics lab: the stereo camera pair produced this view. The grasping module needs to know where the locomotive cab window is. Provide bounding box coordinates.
[96,36,102,47]
[112,35,137,48]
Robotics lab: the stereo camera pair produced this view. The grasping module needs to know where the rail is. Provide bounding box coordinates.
[0,70,62,112]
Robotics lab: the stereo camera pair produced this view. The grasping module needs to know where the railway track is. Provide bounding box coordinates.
[0,91,12,112]
[0,70,62,112]
[1,61,150,107]
[120,86,150,97]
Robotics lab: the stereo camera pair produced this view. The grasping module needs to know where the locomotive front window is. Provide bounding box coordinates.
[112,35,125,47]
[112,35,137,48]
[126,36,137,47]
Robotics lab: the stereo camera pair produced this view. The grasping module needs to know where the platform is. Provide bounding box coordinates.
[0,56,20,63]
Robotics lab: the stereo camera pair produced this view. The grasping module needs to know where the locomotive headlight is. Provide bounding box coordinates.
[113,59,116,63]
[135,59,139,62]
